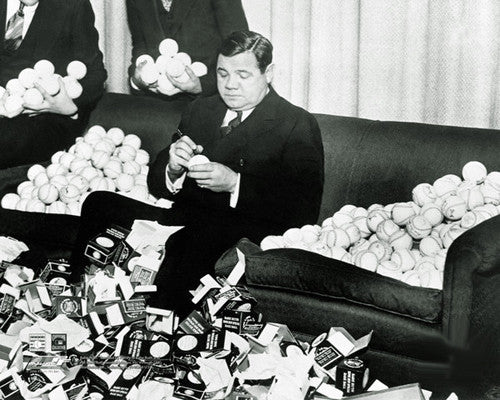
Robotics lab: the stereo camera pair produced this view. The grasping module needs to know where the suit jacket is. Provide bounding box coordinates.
[0,0,107,113]
[148,87,325,233]
[126,0,248,97]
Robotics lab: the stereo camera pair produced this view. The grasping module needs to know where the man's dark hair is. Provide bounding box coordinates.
[219,31,273,73]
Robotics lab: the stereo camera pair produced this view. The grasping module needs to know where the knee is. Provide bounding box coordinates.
[80,191,121,217]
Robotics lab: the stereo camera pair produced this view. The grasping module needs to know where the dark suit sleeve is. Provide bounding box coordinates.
[126,0,147,85]
[237,112,324,230]
[199,0,249,96]
[69,0,107,110]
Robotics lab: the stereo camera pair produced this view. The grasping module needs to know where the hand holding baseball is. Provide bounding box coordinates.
[23,77,78,116]
[187,162,238,193]
[168,135,203,179]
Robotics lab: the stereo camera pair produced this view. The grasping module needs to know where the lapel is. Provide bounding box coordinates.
[0,0,6,43]
[144,0,166,47]
[19,0,66,59]
[169,0,197,37]
[210,87,281,161]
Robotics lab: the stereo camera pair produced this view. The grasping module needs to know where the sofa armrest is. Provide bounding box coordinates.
[442,215,500,348]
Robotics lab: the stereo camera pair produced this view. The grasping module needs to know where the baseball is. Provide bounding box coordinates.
[67,60,87,80]
[159,38,179,57]
[136,54,155,67]
[480,183,500,205]
[4,95,23,113]
[330,246,352,263]
[70,157,90,174]
[134,174,148,186]
[6,79,25,96]
[368,240,392,262]
[157,74,179,96]
[103,160,122,179]
[26,199,46,213]
[260,235,285,251]
[107,127,125,146]
[89,177,110,191]
[15,198,29,211]
[116,173,135,192]
[341,223,361,244]
[47,201,67,214]
[300,224,320,244]
[401,270,421,287]
[33,172,50,187]
[485,171,500,191]
[326,228,351,249]
[165,57,185,77]
[80,166,101,182]
[174,52,192,66]
[59,152,76,169]
[69,175,90,192]
[34,59,55,77]
[1,193,20,209]
[349,238,370,256]
[59,184,81,204]
[155,55,170,73]
[188,154,210,168]
[123,160,141,176]
[123,134,142,150]
[433,177,457,198]
[50,151,66,165]
[462,161,487,183]
[434,249,447,272]
[419,236,442,257]
[23,87,44,105]
[419,268,442,289]
[331,212,353,227]
[351,216,370,239]
[441,195,467,220]
[37,75,60,96]
[406,215,432,239]
[140,63,159,85]
[412,183,437,206]
[376,219,399,242]
[91,150,111,169]
[65,79,83,99]
[17,181,33,197]
[46,163,68,179]
[190,61,208,77]
[38,183,59,204]
[18,68,37,88]
[66,202,81,216]
[50,175,69,190]
[94,138,116,154]
[366,209,390,232]
[419,203,444,226]
[391,202,417,226]
[376,260,403,280]
[354,250,378,272]
[353,207,368,218]
[458,186,484,210]
[117,145,137,163]
[391,249,416,271]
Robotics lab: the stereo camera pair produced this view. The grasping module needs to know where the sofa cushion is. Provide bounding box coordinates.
[245,249,443,323]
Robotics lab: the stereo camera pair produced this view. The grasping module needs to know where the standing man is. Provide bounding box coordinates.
[0,0,107,168]
[126,0,248,99]
[73,31,324,316]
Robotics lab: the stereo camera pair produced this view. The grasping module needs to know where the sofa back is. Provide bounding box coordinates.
[87,94,500,225]
[316,114,500,222]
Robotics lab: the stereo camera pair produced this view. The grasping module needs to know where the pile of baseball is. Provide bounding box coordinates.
[137,38,208,96]
[261,162,500,290]
[0,125,163,216]
[0,59,86,117]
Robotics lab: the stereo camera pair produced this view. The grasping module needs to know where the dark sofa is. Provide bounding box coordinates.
[0,93,499,398]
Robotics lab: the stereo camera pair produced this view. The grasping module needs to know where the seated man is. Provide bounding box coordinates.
[127,0,248,99]
[72,31,324,316]
[0,0,107,169]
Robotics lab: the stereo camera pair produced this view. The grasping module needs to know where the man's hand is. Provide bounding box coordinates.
[0,93,23,118]
[167,65,202,95]
[23,77,78,116]
[168,135,203,180]
[187,162,238,193]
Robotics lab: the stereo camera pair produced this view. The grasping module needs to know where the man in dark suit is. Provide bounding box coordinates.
[126,0,248,99]
[72,31,324,316]
[0,0,106,168]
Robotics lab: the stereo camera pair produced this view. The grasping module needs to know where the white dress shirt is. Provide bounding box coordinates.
[6,0,39,38]
[166,107,254,208]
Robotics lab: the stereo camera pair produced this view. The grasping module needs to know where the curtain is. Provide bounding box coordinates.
[90,0,500,129]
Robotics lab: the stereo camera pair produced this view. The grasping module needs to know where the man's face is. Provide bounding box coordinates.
[217,51,273,111]
[20,0,39,6]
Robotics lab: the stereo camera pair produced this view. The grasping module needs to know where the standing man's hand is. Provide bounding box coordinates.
[187,162,238,193]
[168,135,203,181]
[0,92,23,118]
[23,78,78,116]
[167,65,202,95]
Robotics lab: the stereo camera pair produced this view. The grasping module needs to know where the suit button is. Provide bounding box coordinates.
[239,158,244,167]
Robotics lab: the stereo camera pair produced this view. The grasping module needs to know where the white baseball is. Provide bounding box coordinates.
[462,161,487,183]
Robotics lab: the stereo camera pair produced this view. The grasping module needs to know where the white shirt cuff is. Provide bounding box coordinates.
[165,165,186,193]
[230,173,241,208]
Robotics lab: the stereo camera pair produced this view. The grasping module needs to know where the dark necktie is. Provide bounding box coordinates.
[220,111,243,136]
[4,3,25,52]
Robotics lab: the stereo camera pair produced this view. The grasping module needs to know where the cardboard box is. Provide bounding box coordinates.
[85,226,129,267]
[341,382,426,399]
[335,357,370,395]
